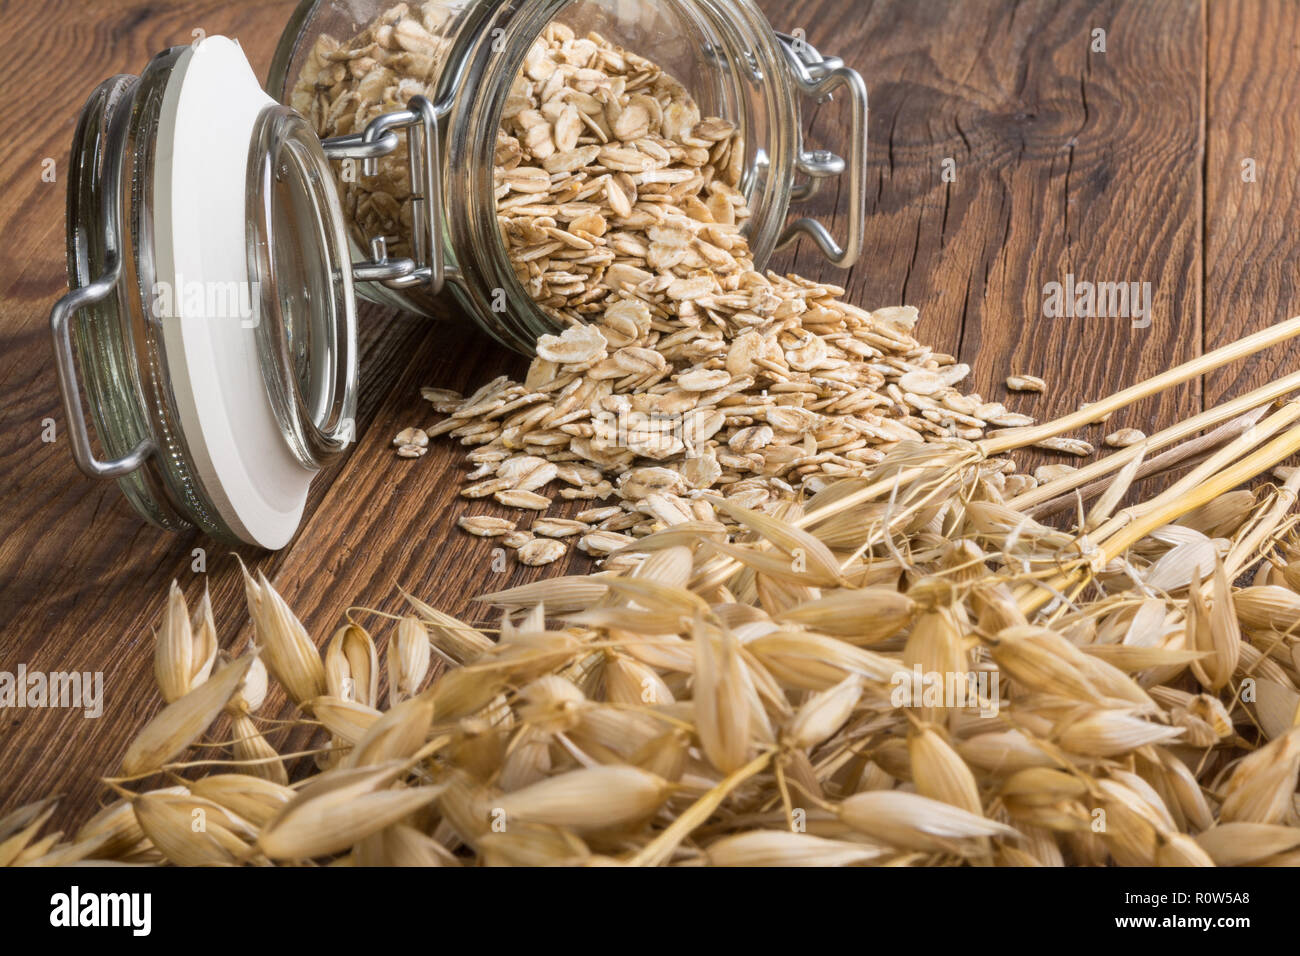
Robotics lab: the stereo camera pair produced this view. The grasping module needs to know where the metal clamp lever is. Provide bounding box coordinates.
[775,32,869,268]
[51,247,157,479]
[50,76,156,480]
[322,96,446,294]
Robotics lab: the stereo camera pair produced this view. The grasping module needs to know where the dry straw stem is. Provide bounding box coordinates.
[1225,468,1300,577]
[1020,408,1300,617]
[978,315,1300,456]
[1021,404,1274,518]
[1011,367,1300,514]
[1087,401,1300,549]
[1096,417,1300,563]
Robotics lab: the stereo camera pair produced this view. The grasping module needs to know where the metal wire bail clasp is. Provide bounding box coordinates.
[321,95,447,294]
[50,75,157,481]
[775,32,869,269]
[51,253,156,479]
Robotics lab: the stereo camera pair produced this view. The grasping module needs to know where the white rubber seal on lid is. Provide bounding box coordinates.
[153,37,317,549]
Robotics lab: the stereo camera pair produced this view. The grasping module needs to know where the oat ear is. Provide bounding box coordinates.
[258,776,446,861]
[191,585,219,689]
[229,714,288,786]
[388,616,431,708]
[153,581,193,703]
[247,571,327,709]
[190,774,294,828]
[837,790,1017,856]
[0,798,60,867]
[705,830,887,867]
[494,765,672,833]
[692,623,751,774]
[325,623,379,708]
[121,655,254,777]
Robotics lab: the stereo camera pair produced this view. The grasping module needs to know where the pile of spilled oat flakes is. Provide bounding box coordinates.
[407,25,1048,566]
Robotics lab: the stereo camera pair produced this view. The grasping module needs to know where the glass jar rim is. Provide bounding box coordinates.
[61,67,196,535]
[246,103,360,469]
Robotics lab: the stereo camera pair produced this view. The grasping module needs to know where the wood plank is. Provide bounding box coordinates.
[1205,0,1300,404]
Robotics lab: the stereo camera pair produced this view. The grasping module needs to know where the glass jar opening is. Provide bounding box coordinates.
[247,105,359,468]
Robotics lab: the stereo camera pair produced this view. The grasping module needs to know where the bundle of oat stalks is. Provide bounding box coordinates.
[10,320,1300,866]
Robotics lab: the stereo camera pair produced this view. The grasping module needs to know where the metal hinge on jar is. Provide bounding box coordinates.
[774,31,869,269]
[319,95,451,295]
[51,39,459,547]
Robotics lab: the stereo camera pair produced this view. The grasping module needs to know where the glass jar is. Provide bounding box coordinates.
[50,0,867,549]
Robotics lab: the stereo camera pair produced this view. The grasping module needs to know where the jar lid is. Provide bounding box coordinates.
[52,37,360,548]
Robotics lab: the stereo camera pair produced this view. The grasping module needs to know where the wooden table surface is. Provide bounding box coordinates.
[3,0,1299,831]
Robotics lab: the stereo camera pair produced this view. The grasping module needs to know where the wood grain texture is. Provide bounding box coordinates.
[0,0,1284,834]
[771,0,1205,471]
[1204,0,1300,404]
